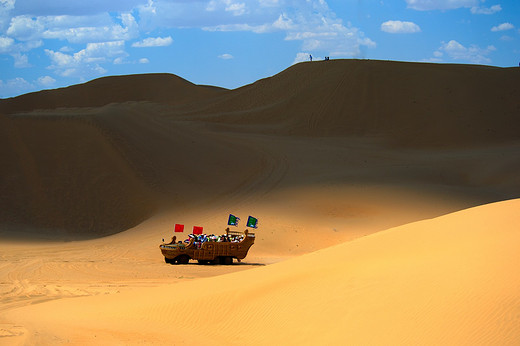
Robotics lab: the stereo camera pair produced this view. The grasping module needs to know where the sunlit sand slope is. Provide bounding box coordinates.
[5,199,519,345]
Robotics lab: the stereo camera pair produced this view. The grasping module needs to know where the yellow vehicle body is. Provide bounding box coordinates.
[160,229,255,265]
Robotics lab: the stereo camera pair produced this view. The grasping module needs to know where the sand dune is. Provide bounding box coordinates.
[0,73,225,115]
[0,103,266,236]
[186,60,520,146]
[1,60,519,237]
[3,199,519,345]
[0,60,519,344]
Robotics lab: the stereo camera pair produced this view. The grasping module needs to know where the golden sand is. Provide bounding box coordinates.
[1,60,519,344]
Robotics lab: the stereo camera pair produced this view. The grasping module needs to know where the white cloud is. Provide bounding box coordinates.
[436,39,495,64]
[406,0,502,14]
[0,0,15,30]
[113,56,150,65]
[143,0,375,58]
[80,41,126,61]
[4,12,138,45]
[206,0,248,16]
[491,22,514,32]
[113,57,125,64]
[272,13,294,31]
[16,39,42,52]
[12,52,30,67]
[37,75,56,87]
[46,40,126,77]
[218,53,233,59]
[132,36,173,47]
[283,19,376,57]
[499,35,513,41]
[471,4,502,14]
[381,20,421,34]
[0,35,14,53]
[46,49,74,67]
[7,15,45,41]
[42,13,138,44]
[206,0,218,12]
[0,77,33,97]
[203,23,265,33]
[259,0,279,7]
[205,13,294,33]
[293,52,313,64]
[0,32,41,61]
[406,0,478,11]
[226,2,247,16]
[43,13,113,29]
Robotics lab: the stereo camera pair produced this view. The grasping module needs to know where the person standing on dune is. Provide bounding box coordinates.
[310,54,313,62]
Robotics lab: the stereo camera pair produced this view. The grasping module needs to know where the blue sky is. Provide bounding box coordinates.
[0,0,519,98]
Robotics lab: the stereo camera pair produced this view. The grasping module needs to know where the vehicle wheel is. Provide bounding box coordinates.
[177,255,190,264]
[222,256,233,265]
[164,257,174,264]
[211,257,220,265]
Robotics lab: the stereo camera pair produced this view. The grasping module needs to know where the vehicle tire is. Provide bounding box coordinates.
[164,257,174,264]
[211,257,220,265]
[222,256,233,265]
[177,255,190,264]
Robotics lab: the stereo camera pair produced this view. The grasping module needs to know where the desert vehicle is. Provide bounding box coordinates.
[160,228,255,265]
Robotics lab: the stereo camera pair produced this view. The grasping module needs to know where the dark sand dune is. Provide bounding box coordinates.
[0,73,226,115]
[1,60,519,238]
[0,107,262,238]
[0,112,156,237]
[191,60,520,146]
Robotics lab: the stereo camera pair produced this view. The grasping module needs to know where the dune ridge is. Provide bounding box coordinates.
[186,60,520,146]
[0,73,225,115]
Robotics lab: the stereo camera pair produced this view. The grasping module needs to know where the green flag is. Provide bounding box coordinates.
[228,214,239,226]
[246,216,258,229]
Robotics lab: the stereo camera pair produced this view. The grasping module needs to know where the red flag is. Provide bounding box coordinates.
[174,224,184,233]
[193,226,203,235]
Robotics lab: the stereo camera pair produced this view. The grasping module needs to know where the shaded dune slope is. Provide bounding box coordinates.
[0,108,262,237]
[0,74,254,237]
[1,60,519,238]
[0,112,156,237]
[192,60,520,146]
